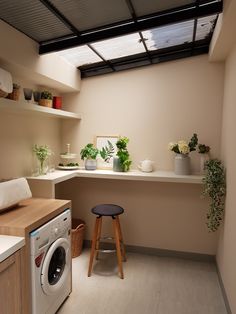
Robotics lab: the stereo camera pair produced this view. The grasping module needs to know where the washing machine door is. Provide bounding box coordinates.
[41,237,70,295]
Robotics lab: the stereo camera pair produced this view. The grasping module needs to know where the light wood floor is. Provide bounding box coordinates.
[58,249,227,314]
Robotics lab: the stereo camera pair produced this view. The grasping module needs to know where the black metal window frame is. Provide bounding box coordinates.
[36,0,222,77]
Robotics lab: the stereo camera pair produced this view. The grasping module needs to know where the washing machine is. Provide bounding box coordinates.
[30,209,72,314]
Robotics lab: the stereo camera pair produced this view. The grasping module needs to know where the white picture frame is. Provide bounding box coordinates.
[95,135,119,169]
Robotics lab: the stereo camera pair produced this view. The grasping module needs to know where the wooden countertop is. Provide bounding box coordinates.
[0,198,71,236]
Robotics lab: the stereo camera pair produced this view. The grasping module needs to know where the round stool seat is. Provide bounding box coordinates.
[91,204,124,217]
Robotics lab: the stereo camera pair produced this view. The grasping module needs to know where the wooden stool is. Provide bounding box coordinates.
[88,204,126,279]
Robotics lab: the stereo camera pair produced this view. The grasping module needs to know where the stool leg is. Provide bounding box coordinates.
[88,216,100,277]
[95,216,102,260]
[116,216,126,262]
[112,217,124,279]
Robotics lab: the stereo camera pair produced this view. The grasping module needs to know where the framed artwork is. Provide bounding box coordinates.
[95,135,119,169]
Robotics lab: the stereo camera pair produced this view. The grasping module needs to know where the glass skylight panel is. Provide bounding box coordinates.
[195,15,217,41]
[91,33,146,60]
[142,20,194,51]
[57,45,102,67]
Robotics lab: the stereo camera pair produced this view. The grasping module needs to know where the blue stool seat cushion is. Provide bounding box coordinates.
[91,204,124,216]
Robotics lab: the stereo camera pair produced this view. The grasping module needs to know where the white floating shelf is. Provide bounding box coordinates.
[27,169,204,185]
[0,98,81,120]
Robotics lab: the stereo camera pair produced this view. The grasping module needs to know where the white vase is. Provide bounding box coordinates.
[85,159,97,170]
[174,154,190,175]
[199,153,210,174]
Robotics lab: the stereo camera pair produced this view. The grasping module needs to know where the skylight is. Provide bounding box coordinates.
[91,33,146,60]
[57,13,218,77]
[58,45,101,67]
[195,14,217,41]
[142,20,194,51]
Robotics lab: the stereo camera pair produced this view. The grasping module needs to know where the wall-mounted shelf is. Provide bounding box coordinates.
[0,98,81,120]
[27,169,204,198]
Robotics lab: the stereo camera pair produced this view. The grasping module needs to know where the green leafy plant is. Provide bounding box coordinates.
[100,140,114,162]
[33,144,52,175]
[115,137,132,172]
[168,133,198,155]
[80,143,99,160]
[203,159,226,232]
[41,90,52,100]
[198,144,210,154]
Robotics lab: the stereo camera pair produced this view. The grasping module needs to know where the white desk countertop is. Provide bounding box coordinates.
[27,169,204,184]
[0,235,25,262]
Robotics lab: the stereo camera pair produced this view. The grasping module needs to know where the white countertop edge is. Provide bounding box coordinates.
[27,169,204,184]
[0,235,25,263]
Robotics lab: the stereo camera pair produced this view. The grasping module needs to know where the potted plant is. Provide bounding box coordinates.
[198,143,210,174]
[113,137,132,172]
[202,159,226,232]
[168,133,198,175]
[80,143,99,170]
[39,90,53,107]
[33,144,52,175]
[7,83,21,101]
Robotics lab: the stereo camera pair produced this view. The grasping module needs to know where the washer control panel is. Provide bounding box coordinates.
[30,209,71,255]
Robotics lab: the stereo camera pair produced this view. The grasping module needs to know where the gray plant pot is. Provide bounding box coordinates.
[113,156,123,172]
[174,154,190,175]
[85,159,97,170]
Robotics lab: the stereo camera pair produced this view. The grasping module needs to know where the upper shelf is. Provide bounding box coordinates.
[0,98,81,120]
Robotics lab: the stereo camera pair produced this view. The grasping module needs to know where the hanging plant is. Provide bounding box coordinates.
[202,159,226,232]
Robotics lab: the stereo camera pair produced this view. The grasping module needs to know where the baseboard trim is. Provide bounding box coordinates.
[83,240,215,262]
[215,264,232,314]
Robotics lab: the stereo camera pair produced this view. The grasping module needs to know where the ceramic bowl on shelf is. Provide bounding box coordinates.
[57,165,79,170]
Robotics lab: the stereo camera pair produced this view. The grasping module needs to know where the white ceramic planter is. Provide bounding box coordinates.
[85,159,97,170]
[199,153,210,174]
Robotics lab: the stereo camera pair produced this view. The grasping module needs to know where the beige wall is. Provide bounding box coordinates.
[0,112,61,179]
[0,68,63,179]
[0,19,81,92]
[57,177,218,254]
[62,55,224,173]
[0,19,81,179]
[59,55,224,254]
[217,43,236,313]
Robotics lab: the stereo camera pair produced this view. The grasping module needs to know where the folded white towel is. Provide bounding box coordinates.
[0,178,32,212]
[0,68,13,93]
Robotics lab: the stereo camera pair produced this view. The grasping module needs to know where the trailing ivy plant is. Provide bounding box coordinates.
[203,159,226,232]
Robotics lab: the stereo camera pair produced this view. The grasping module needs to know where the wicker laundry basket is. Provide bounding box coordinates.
[71,218,85,258]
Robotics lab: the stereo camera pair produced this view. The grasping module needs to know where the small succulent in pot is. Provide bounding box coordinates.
[41,90,53,100]
[39,90,53,107]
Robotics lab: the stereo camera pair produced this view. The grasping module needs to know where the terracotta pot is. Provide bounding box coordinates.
[39,99,53,107]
